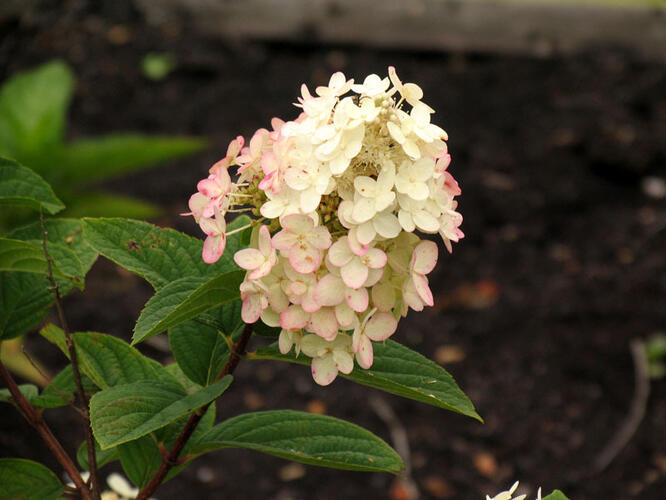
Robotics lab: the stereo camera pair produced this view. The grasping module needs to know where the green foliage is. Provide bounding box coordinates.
[0,458,64,500]
[0,272,55,340]
[0,61,206,226]
[543,491,570,500]
[77,440,119,471]
[192,410,404,473]
[0,156,64,214]
[0,383,38,405]
[646,333,666,379]
[133,272,244,344]
[90,376,232,449]
[252,340,481,421]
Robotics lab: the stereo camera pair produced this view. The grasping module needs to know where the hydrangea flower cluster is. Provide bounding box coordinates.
[486,481,542,500]
[187,67,463,385]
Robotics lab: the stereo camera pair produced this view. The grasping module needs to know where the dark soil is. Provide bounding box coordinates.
[1,1,665,499]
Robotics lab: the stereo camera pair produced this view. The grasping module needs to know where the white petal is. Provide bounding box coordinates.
[341,258,368,290]
[364,312,398,341]
[373,212,402,239]
[413,210,440,232]
[312,355,338,386]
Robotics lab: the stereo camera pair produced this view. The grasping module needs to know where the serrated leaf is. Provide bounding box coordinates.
[0,61,73,163]
[0,458,64,500]
[192,410,404,473]
[0,157,64,214]
[62,134,206,184]
[10,218,97,277]
[169,319,230,387]
[133,272,243,344]
[82,217,247,290]
[72,331,165,389]
[252,340,481,421]
[118,403,215,488]
[0,238,67,278]
[76,440,119,471]
[90,376,232,449]
[543,491,570,500]
[0,272,54,340]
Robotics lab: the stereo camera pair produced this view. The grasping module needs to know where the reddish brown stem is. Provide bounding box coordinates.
[0,359,91,500]
[39,209,101,500]
[135,323,254,500]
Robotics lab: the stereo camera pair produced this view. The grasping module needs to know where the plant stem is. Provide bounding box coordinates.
[39,208,101,500]
[135,322,254,500]
[0,359,91,500]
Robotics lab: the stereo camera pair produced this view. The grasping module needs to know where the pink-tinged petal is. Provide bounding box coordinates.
[345,287,369,312]
[202,234,225,263]
[199,215,225,236]
[402,277,424,312]
[233,248,264,271]
[333,350,354,374]
[328,238,353,266]
[364,267,384,287]
[281,213,314,234]
[289,244,321,274]
[280,305,309,330]
[278,329,294,354]
[351,197,375,224]
[241,295,263,323]
[411,240,438,275]
[341,258,368,290]
[257,225,272,256]
[248,259,274,280]
[311,355,338,386]
[314,274,345,306]
[413,210,440,232]
[348,229,370,257]
[398,209,416,232]
[362,248,387,269]
[309,308,338,340]
[364,312,398,342]
[185,192,209,221]
[308,226,332,250]
[271,230,296,251]
[413,274,434,306]
[355,335,374,369]
[335,303,355,328]
[372,281,396,312]
[301,288,321,313]
[355,222,376,246]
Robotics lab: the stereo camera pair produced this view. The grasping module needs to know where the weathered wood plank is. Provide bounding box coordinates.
[135,0,666,61]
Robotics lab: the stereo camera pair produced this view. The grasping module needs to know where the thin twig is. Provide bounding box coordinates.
[135,323,254,500]
[593,339,650,472]
[0,359,91,499]
[39,208,101,500]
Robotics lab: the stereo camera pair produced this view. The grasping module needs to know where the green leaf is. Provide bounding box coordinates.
[252,319,281,338]
[0,272,54,340]
[38,323,68,356]
[32,365,99,408]
[0,61,74,162]
[0,238,66,277]
[10,218,98,277]
[543,491,570,500]
[252,340,481,421]
[0,383,38,405]
[169,319,230,387]
[62,134,206,184]
[90,376,232,449]
[73,331,165,389]
[0,157,65,214]
[82,218,245,290]
[133,272,243,344]
[118,403,215,488]
[77,440,119,471]
[192,410,404,473]
[0,458,64,500]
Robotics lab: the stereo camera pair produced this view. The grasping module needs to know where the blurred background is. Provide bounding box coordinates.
[1,0,664,499]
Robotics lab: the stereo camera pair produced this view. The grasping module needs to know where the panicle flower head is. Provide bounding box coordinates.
[187,67,464,385]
